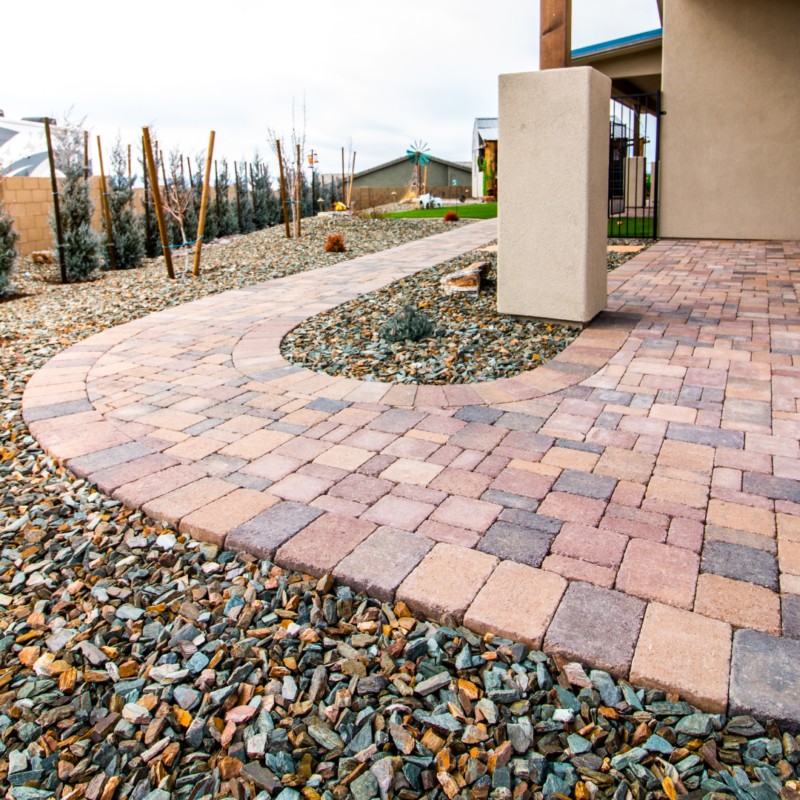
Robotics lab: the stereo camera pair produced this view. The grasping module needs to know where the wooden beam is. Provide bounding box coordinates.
[540,0,572,70]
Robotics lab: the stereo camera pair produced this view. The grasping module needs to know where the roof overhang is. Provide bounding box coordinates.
[571,28,662,63]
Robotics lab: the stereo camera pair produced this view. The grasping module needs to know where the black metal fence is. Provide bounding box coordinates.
[609,92,661,239]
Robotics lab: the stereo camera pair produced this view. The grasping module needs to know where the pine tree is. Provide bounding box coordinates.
[214,160,238,237]
[252,154,280,229]
[102,137,145,270]
[235,162,255,234]
[0,192,19,298]
[52,120,101,280]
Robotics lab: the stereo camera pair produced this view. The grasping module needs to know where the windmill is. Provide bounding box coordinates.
[406,141,430,194]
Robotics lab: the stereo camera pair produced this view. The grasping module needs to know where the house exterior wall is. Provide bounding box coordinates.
[573,43,662,94]
[659,0,800,240]
[353,159,471,189]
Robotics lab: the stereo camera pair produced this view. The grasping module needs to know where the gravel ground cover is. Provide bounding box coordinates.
[281,243,650,386]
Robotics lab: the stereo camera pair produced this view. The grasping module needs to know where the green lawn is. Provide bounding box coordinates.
[385,202,498,219]
[608,216,655,238]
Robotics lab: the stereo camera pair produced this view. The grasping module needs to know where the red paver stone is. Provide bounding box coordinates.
[630,603,732,713]
[276,513,377,576]
[417,520,481,548]
[490,468,554,500]
[361,494,435,532]
[464,561,567,649]
[397,543,499,625]
[667,517,705,553]
[541,554,617,589]
[616,539,700,610]
[429,468,493,499]
[431,496,502,533]
[328,473,393,504]
[113,464,206,508]
[551,523,628,568]
[89,453,178,494]
[537,492,606,527]
[240,453,303,481]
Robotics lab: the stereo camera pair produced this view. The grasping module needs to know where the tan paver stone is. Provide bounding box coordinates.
[779,539,800,576]
[313,445,372,472]
[179,489,279,544]
[163,436,224,461]
[541,554,617,589]
[113,464,206,508]
[464,561,567,649]
[707,499,775,537]
[136,408,207,431]
[657,439,715,473]
[416,520,481,547]
[594,448,655,484]
[379,458,444,487]
[239,453,303,481]
[218,429,294,460]
[694,573,781,634]
[541,447,599,473]
[630,603,732,713]
[778,513,800,543]
[268,473,334,504]
[646,475,709,509]
[397,543,499,625]
[276,513,377,576]
[142,477,236,526]
[616,539,699,610]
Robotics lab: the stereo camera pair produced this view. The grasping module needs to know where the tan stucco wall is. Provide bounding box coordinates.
[659,0,800,240]
[497,67,609,325]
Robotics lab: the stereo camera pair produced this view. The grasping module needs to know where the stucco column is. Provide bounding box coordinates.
[498,67,611,326]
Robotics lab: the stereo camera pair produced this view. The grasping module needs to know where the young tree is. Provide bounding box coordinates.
[161,149,196,276]
[252,153,280,229]
[0,175,19,297]
[52,118,101,280]
[268,98,308,237]
[234,162,255,234]
[103,137,145,270]
[213,159,238,237]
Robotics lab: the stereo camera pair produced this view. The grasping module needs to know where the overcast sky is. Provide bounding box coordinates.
[4,0,660,178]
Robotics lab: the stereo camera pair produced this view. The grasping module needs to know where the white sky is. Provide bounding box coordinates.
[3,0,661,178]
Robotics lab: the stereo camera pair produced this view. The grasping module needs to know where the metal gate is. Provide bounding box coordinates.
[609,91,661,239]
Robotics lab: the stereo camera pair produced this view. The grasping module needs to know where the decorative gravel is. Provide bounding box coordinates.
[281,246,581,385]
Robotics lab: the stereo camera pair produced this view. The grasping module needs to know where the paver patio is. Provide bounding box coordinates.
[22,221,800,722]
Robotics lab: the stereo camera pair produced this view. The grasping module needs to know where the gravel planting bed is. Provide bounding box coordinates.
[281,246,584,386]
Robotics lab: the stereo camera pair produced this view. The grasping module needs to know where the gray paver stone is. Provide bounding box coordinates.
[481,490,541,512]
[333,527,434,602]
[496,413,546,432]
[367,409,426,434]
[544,582,646,678]
[729,629,800,732]
[498,508,562,534]
[701,541,779,591]
[553,470,617,500]
[666,422,744,450]
[477,522,554,567]
[454,406,504,425]
[226,502,324,559]
[742,473,800,504]
[782,594,800,641]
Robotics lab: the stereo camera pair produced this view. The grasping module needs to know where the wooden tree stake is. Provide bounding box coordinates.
[142,127,175,279]
[296,143,302,238]
[348,151,356,208]
[276,140,291,238]
[214,160,221,229]
[341,147,346,207]
[96,136,117,270]
[44,118,67,284]
[192,131,215,277]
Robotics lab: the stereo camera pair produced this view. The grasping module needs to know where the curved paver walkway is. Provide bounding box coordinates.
[22,225,800,724]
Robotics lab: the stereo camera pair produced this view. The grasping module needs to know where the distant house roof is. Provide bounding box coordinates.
[0,118,67,178]
[475,118,498,143]
[353,154,471,180]
[571,27,662,60]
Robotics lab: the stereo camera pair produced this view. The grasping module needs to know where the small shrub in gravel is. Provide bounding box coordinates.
[52,119,101,281]
[326,233,347,253]
[0,194,19,297]
[444,210,459,222]
[381,303,435,343]
[102,137,145,270]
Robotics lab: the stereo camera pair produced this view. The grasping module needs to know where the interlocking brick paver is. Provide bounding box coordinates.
[594,447,655,484]
[361,494,434,532]
[429,468,493,498]
[142,477,236,526]
[268,473,334,504]
[276,513,377,576]
[464,561,567,649]
[551,523,627,568]
[477,522,554,568]
[226,501,324,559]
[379,458,443,487]
[729,629,800,730]
[490,468,554,500]
[397,543,498,625]
[631,603,731,713]
[417,520,481,547]
[702,540,779,591]
[617,539,700,610]
[537,492,606,527]
[553,469,617,500]
[543,582,645,677]
[179,488,279,544]
[431,496,501,533]
[313,444,372,472]
[333,527,434,602]
[707,498,775,536]
[694,573,781,634]
[542,554,616,588]
[328,473,392,504]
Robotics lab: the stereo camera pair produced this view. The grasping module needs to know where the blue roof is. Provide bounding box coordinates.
[571,27,662,59]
